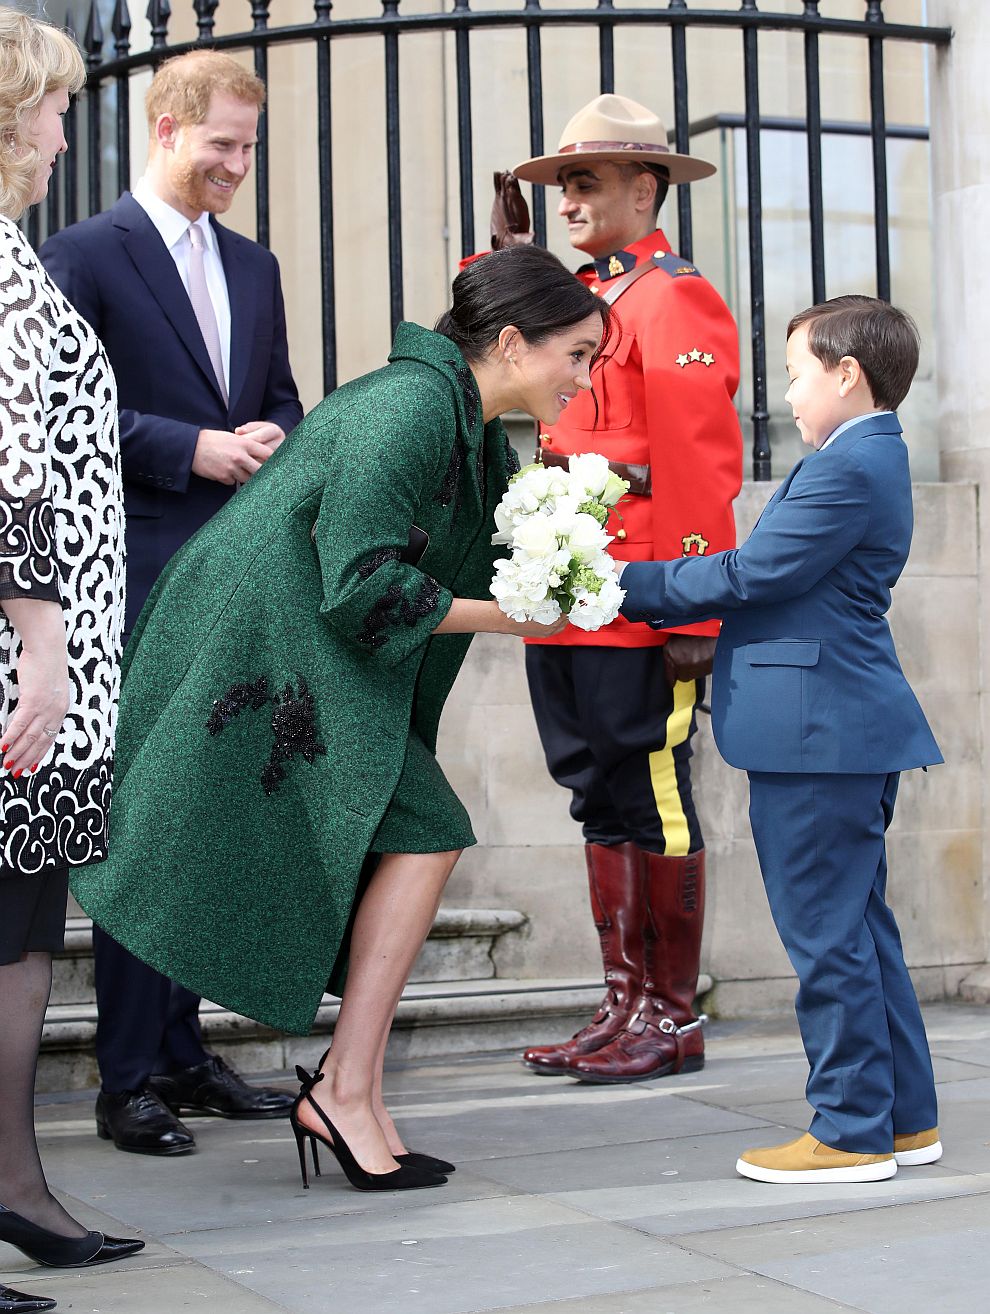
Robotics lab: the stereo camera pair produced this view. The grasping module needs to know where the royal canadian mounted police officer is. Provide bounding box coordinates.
[512,94,743,1082]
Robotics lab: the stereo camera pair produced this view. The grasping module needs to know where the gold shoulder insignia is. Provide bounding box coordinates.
[681,532,710,556]
[608,255,625,277]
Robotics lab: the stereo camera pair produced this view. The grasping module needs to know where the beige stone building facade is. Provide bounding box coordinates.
[63,0,988,1021]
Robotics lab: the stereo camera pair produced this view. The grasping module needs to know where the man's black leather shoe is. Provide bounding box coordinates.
[95,1087,196,1155]
[149,1054,294,1120]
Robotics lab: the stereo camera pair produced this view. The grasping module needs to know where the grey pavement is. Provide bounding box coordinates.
[9,1002,990,1313]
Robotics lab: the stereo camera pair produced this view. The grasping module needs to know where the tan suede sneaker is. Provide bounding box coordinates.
[736,1132,897,1184]
[893,1127,942,1166]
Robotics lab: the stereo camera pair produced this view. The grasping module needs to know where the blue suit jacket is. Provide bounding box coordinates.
[40,193,304,632]
[620,413,942,774]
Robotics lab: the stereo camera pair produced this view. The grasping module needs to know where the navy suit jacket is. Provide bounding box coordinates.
[40,192,304,632]
[620,413,943,774]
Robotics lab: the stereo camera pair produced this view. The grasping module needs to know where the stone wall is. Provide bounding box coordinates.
[438,479,984,1015]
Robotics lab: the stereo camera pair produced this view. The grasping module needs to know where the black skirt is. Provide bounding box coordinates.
[0,867,69,964]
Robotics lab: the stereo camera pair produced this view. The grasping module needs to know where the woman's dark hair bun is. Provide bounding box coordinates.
[435,245,611,361]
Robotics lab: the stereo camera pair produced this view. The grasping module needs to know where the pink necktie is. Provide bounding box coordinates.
[187,222,228,405]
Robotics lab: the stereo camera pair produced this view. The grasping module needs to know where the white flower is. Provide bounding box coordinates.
[602,470,629,506]
[568,572,625,632]
[513,516,561,558]
[568,452,610,498]
[567,513,611,563]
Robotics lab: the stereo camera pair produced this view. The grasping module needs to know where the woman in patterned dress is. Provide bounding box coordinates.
[0,9,142,1306]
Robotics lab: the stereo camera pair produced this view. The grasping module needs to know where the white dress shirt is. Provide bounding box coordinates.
[818,410,892,452]
[132,177,232,394]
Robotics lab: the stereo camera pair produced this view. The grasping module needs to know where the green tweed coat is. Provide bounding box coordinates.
[71,324,516,1035]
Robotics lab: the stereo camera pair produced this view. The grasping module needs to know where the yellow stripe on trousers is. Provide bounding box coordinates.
[647,678,696,857]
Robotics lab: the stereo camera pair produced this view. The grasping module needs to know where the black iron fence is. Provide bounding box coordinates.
[33,0,952,480]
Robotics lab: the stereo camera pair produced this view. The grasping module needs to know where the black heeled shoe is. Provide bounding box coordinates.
[0,1206,144,1268]
[396,1151,457,1174]
[311,1050,456,1174]
[0,1284,56,1313]
[290,1066,446,1192]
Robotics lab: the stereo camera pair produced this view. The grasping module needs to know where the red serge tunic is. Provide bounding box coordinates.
[527,227,743,650]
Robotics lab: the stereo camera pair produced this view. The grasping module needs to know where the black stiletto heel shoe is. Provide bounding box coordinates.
[0,1284,56,1313]
[290,1067,446,1192]
[311,1050,457,1174]
[0,1206,144,1268]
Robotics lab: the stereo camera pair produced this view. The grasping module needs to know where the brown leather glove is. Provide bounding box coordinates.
[491,171,534,250]
[662,634,717,685]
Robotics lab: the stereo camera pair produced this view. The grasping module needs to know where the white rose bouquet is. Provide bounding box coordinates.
[490,453,628,632]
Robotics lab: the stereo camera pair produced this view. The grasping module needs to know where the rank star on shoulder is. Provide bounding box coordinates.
[675,352,690,368]
[688,348,702,362]
[701,352,715,366]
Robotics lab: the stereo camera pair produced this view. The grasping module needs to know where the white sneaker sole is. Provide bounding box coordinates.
[735,1156,897,1184]
[894,1140,942,1166]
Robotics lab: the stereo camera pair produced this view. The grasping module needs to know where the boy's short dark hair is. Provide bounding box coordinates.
[786,294,920,411]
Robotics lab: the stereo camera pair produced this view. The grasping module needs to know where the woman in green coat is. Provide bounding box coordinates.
[72,245,610,1192]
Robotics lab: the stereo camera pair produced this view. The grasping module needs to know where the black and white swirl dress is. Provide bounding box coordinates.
[0,215,124,885]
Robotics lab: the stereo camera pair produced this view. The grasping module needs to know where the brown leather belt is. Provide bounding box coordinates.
[539,448,651,497]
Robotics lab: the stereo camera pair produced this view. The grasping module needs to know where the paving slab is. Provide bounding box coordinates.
[677,1193,990,1314]
[12,1003,990,1314]
[495,1273,859,1313]
[170,1205,738,1314]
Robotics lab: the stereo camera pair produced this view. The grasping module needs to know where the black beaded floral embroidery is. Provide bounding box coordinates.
[357,546,401,580]
[207,677,270,736]
[447,359,480,432]
[504,435,521,477]
[262,677,328,795]
[435,435,466,510]
[206,674,326,796]
[357,575,442,649]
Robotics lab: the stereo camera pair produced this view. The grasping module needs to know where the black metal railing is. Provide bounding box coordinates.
[35,0,951,480]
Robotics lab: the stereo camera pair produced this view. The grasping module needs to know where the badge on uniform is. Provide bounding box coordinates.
[675,349,716,368]
[681,532,710,556]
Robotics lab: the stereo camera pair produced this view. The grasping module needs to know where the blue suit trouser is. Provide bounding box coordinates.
[747,770,937,1153]
[92,924,209,1092]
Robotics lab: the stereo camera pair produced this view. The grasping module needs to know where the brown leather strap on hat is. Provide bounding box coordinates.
[539,448,652,497]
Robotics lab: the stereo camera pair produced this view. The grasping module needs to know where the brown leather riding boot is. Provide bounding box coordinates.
[570,850,707,1083]
[522,842,647,1075]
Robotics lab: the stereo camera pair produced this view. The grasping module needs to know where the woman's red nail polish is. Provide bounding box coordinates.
[30,764,38,773]
[13,768,22,778]
[3,760,13,770]
[1,744,8,752]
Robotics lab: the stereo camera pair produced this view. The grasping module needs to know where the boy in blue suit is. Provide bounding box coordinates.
[617,295,943,1183]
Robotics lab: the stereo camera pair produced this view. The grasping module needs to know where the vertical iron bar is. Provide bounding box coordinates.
[194,0,219,42]
[525,0,546,247]
[598,0,614,95]
[65,95,79,226]
[453,0,474,258]
[112,0,132,200]
[315,0,337,393]
[742,4,770,480]
[867,2,891,300]
[803,2,825,302]
[46,157,60,241]
[146,0,172,51]
[84,1,104,218]
[383,0,403,332]
[251,0,271,249]
[669,1,692,258]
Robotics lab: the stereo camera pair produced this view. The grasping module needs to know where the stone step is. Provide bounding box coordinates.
[51,907,529,1007]
[39,970,713,1094]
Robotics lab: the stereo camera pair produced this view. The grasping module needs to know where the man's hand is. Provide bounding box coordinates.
[192,423,285,485]
[234,420,286,450]
[662,634,717,685]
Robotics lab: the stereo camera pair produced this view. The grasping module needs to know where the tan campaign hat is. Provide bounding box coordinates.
[513,93,716,187]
